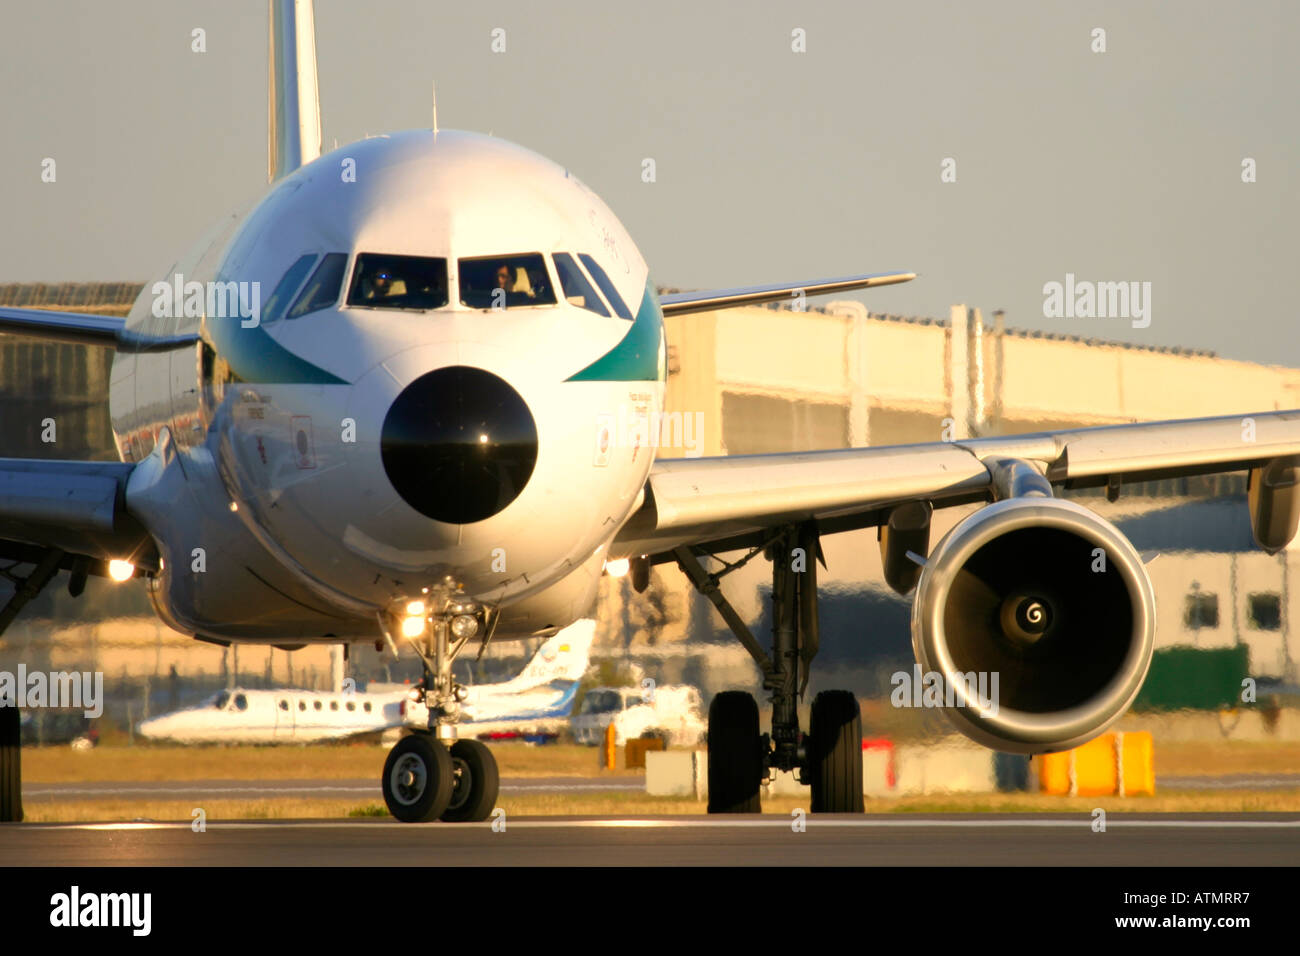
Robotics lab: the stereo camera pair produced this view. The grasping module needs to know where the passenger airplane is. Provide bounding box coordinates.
[136,619,595,744]
[1,1,1298,822]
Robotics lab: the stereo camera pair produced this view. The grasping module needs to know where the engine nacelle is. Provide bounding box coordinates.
[910,497,1155,754]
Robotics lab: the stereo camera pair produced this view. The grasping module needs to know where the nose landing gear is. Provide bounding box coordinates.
[378,592,500,822]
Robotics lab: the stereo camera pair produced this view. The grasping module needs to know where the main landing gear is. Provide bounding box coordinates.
[674,523,864,814]
[1,547,67,823]
[1,702,21,823]
[378,590,500,822]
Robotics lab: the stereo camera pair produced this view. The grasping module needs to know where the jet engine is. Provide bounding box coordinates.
[910,493,1155,754]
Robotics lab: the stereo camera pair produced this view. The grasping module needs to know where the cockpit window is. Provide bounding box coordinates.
[261,254,318,325]
[287,253,348,319]
[552,253,609,316]
[234,693,248,712]
[580,690,621,715]
[578,254,633,320]
[347,253,449,310]
[458,253,556,309]
[214,691,231,710]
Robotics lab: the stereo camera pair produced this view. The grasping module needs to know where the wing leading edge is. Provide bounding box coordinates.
[613,410,1300,558]
[658,271,916,316]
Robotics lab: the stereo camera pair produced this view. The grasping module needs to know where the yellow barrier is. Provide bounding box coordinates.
[625,736,665,769]
[602,722,617,770]
[1037,732,1155,796]
[1119,731,1156,796]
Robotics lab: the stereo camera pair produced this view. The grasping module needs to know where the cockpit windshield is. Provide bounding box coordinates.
[347,253,449,310]
[552,252,609,316]
[287,253,348,319]
[214,691,230,710]
[579,690,622,715]
[458,253,556,309]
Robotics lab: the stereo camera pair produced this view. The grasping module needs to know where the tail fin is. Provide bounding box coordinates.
[511,620,597,688]
[268,0,322,183]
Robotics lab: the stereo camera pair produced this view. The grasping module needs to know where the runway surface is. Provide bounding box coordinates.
[24,772,1296,803]
[1161,773,1300,790]
[22,776,644,802]
[3,814,1297,866]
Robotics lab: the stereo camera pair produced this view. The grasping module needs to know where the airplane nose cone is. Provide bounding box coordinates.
[381,366,538,524]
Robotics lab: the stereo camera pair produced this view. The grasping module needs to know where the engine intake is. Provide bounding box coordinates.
[911,497,1155,754]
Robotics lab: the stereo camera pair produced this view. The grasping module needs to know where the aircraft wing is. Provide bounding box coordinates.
[0,306,124,347]
[613,410,1300,558]
[0,459,154,621]
[658,271,915,316]
[0,306,196,352]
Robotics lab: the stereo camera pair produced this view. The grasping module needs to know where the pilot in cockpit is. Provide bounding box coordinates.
[369,269,395,300]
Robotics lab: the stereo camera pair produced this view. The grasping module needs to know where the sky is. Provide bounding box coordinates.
[0,0,1296,365]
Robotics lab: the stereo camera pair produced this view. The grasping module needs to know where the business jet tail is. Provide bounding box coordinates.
[268,0,322,183]
[503,620,597,691]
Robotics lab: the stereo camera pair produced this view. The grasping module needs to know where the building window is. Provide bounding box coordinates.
[1247,593,1282,631]
[1184,592,1219,629]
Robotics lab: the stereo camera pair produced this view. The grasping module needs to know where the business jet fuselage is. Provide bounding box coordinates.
[115,130,662,644]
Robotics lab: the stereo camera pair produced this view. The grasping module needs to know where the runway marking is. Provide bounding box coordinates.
[1161,775,1300,790]
[29,817,1300,832]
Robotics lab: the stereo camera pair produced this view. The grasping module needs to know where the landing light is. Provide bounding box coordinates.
[450,614,479,640]
[400,615,426,638]
[108,560,135,582]
[604,558,630,578]
[405,600,426,617]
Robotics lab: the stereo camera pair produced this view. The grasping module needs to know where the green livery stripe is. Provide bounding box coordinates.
[565,279,664,383]
[203,315,348,385]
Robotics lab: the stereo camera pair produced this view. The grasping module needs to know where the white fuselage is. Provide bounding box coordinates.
[111,131,665,645]
[136,688,405,744]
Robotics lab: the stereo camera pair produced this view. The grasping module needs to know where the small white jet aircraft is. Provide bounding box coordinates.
[2,2,1298,822]
[136,619,595,745]
[137,686,403,745]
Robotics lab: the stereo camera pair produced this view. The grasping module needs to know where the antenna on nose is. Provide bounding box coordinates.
[431,81,438,140]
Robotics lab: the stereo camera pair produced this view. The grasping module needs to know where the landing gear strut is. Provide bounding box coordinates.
[1,703,21,823]
[0,547,66,823]
[675,523,863,813]
[378,589,500,822]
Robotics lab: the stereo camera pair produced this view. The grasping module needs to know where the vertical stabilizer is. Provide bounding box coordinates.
[499,620,598,692]
[268,0,322,183]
